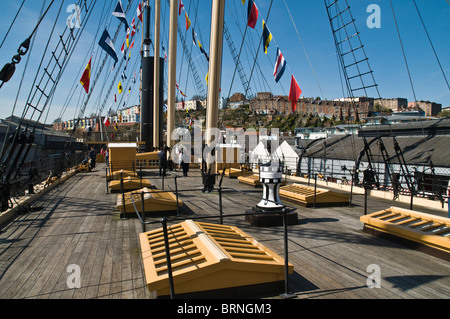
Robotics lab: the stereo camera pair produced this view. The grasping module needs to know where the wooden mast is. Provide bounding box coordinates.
[205,0,225,170]
[166,0,177,151]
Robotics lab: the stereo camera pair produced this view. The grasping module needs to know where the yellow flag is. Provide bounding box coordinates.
[118,81,123,94]
[205,72,209,85]
[242,0,246,4]
[185,12,191,30]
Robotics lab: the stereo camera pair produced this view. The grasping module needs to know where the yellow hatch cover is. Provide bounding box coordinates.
[237,174,261,187]
[108,177,152,192]
[117,187,182,213]
[280,183,350,206]
[360,206,450,254]
[139,220,293,297]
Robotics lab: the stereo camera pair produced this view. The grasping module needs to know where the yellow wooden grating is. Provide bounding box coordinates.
[116,187,182,213]
[279,183,350,206]
[237,174,261,187]
[108,177,152,192]
[107,169,138,181]
[224,168,252,179]
[78,163,90,172]
[139,220,293,297]
[136,151,160,168]
[360,206,450,254]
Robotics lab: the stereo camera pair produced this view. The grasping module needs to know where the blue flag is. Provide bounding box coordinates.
[112,0,129,32]
[273,47,286,83]
[98,29,118,66]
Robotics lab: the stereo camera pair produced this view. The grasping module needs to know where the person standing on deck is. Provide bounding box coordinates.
[89,147,96,171]
[181,149,189,177]
[158,146,167,177]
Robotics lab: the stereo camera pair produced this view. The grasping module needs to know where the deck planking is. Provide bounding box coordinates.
[0,163,448,299]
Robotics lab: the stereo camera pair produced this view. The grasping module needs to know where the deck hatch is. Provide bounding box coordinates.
[139,220,293,297]
[360,206,450,255]
[279,183,350,207]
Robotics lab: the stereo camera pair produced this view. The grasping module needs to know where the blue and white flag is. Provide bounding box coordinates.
[112,0,129,32]
[273,47,286,83]
[98,29,118,66]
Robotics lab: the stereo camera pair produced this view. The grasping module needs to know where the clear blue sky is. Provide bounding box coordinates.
[0,0,449,123]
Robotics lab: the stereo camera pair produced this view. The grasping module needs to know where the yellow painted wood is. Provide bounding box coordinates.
[116,187,182,213]
[78,163,90,172]
[280,183,350,205]
[216,147,241,174]
[108,169,138,180]
[139,220,293,297]
[136,151,160,168]
[360,207,450,253]
[223,168,252,178]
[108,143,137,172]
[238,174,261,187]
[108,177,151,192]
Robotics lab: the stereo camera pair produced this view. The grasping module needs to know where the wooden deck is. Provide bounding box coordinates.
[0,163,449,299]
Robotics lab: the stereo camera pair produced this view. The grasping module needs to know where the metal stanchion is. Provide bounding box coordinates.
[161,218,175,299]
[280,208,295,299]
[105,167,109,194]
[120,173,128,220]
[364,186,368,215]
[174,176,180,216]
[349,169,354,207]
[219,186,223,225]
[313,173,318,208]
[141,191,146,233]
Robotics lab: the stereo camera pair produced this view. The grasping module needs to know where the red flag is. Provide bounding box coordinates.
[103,116,111,128]
[288,75,302,112]
[137,3,143,23]
[131,17,136,37]
[179,0,184,16]
[247,0,258,29]
[79,57,92,94]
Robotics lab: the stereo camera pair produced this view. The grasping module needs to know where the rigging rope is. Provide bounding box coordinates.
[282,0,325,99]
[412,0,450,91]
[0,1,47,162]
[0,0,26,50]
[389,0,417,102]
[0,0,55,88]
[244,0,274,99]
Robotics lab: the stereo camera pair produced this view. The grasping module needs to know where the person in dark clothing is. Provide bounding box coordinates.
[158,146,167,177]
[88,147,96,171]
[180,150,189,177]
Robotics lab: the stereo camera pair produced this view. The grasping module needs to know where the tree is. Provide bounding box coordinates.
[439,109,450,117]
